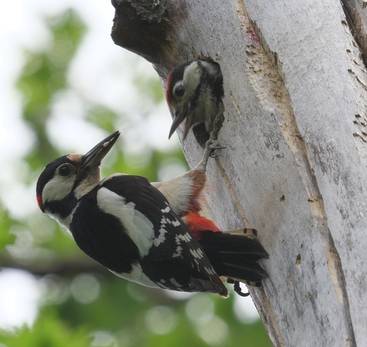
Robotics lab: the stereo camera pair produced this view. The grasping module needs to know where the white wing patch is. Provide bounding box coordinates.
[154,204,182,247]
[204,266,217,276]
[190,248,204,259]
[176,233,191,242]
[97,187,155,257]
[172,232,193,258]
[161,206,170,213]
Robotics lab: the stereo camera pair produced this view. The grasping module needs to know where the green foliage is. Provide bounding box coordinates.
[0,207,15,251]
[0,7,272,347]
[17,9,86,170]
[0,312,89,347]
[133,74,165,104]
[87,105,119,133]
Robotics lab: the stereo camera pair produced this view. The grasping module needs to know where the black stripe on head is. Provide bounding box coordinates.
[45,194,78,219]
[36,156,72,199]
[166,63,187,103]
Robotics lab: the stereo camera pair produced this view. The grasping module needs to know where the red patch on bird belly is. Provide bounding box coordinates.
[183,212,220,240]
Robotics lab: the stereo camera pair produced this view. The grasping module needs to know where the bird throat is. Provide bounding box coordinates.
[44,193,78,227]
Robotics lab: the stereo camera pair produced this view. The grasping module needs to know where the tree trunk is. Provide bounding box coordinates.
[110,1,367,345]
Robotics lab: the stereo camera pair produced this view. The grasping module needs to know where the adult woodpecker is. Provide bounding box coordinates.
[153,144,268,295]
[36,131,267,295]
[166,58,225,147]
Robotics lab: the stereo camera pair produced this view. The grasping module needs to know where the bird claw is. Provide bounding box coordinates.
[195,139,225,172]
[242,228,258,239]
[206,139,225,158]
[227,278,250,297]
[228,228,258,239]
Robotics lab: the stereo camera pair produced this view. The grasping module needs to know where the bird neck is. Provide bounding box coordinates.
[73,171,101,199]
[44,193,78,228]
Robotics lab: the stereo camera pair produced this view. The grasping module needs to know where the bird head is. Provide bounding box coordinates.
[36,131,120,214]
[166,60,208,140]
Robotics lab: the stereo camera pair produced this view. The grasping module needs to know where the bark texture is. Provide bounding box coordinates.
[110,1,367,346]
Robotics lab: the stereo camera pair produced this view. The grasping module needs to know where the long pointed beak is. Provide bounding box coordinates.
[168,111,187,139]
[80,131,120,171]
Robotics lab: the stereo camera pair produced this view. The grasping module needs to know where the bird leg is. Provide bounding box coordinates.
[195,139,225,172]
[210,107,225,141]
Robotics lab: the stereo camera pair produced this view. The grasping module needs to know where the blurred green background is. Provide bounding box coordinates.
[0,2,271,346]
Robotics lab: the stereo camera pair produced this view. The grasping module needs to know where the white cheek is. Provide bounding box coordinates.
[42,175,75,203]
[200,61,218,76]
[183,61,201,94]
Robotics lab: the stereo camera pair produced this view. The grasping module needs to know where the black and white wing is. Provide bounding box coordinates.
[101,175,227,295]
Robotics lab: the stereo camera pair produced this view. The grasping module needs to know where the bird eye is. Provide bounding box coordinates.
[58,164,73,177]
[173,83,185,98]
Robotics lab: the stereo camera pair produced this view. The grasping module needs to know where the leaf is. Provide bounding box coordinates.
[0,207,16,250]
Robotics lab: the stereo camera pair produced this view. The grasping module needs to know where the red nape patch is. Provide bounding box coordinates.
[183,212,220,240]
[165,71,174,105]
[36,194,43,208]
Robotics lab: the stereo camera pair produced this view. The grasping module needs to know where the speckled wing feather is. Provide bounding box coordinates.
[102,175,227,295]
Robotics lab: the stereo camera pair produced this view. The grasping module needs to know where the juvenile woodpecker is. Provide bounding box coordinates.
[36,132,267,295]
[166,58,225,147]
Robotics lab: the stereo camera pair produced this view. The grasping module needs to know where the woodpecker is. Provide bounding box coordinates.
[165,58,225,147]
[152,144,268,294]
[36,131,267,295]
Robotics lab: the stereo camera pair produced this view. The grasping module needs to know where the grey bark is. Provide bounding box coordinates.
[110,1,367,346]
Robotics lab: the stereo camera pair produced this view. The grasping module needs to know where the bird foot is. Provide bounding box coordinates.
[207,139,226,158]
[242,228,258,239]
[229,228,258,239]
[195,139,225,172]
[227,278,250,297]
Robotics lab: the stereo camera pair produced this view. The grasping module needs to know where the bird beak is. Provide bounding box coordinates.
[168,111,188,139]
[80,131,120,172]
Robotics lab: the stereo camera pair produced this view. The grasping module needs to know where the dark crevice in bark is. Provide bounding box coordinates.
[326,233,357,347]
[250,275,286,346]
[341,0,367,68]
[111,0,168,22]
[111,0,172,66]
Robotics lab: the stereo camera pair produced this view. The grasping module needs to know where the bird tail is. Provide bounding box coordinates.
[198,230,268,286]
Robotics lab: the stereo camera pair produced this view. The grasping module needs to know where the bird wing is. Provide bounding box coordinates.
[101,174,227,295]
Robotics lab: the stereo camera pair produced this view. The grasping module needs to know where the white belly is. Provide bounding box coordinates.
[110,263,159,288]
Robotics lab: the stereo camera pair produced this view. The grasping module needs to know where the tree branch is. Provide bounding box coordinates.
[0,254,105,276]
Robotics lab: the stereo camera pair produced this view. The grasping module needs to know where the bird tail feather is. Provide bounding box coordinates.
[198,231,268,285]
